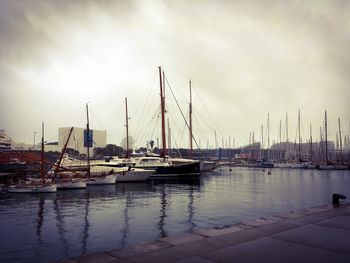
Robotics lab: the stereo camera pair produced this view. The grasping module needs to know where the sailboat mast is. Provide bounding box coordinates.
[286,113,289,142]
[54,127,74,180]
[41,122,45,182]
[325,110,328,164]
[309,124,313,162]
[298,109,301,163]
[338,117,343,164]
[167,118,171,157]
[86,103,90,178]
[125,97,129,158]
[267,113,270,159]
[189,79,193,159]
[260,124,263,160]
[158,66,166,159]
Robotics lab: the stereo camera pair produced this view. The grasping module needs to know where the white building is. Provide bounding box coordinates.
[58,127,107,155]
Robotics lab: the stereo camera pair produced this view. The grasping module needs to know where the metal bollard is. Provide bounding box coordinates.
[332,193,346,206]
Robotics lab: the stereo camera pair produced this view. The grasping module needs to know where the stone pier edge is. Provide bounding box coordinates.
[55,203,350,263]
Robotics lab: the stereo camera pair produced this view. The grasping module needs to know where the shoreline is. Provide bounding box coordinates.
[56,203,350,263]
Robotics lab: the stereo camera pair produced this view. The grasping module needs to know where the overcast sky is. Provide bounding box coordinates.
[1,0,349,149]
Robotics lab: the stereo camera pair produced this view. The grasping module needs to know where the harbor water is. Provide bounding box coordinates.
[1,167,350,263]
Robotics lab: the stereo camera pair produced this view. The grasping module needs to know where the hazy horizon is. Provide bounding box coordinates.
[1,0,349,149]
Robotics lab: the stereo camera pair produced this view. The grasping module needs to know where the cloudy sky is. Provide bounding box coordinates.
[1,0,349,149]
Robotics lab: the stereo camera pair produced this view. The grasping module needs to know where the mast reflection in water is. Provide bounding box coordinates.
[0,168,350,263]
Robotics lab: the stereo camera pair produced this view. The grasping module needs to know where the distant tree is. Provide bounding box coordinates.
[94,144,123,157]
[149,140,154,149]
[120,136,135,150]
[138,147,147,153]
[66,148,79,156]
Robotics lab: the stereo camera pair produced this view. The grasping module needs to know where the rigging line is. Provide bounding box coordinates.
[191,82,226,139]
[133,70,159,135]
[135,105,161,145]
[138,107,161,149]
[88,108,105,131]
[134,87,160,138]
[193,107,217,132]
[171,131,182,158]
[178,121,187,147]
[163,75,200,150]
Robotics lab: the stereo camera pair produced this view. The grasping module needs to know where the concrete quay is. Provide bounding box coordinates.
[57,204,350,263]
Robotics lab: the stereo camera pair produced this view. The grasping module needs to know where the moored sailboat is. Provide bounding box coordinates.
[7,123,57,193]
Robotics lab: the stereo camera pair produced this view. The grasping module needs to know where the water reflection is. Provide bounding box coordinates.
[2,169,350,263]
[54,198,69,258]
[187,186,195,232]
[120,192,131,247]
[36,197,45,243]
[82,192,90,255]
[158,187,168,238]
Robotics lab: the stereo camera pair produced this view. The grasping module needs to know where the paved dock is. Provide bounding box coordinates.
[57,204,350,263]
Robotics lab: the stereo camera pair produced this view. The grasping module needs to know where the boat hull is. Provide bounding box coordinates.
[200,161,216,172]
[86,174,117,185]
[57,180,86,189]
[116,169,154,182]
[149,162,201,178]
[7,184,57,193]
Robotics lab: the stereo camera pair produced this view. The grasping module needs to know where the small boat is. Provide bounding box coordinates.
[86,165,117,185]
[261,159,274,168]
[200,160,216,172]
[7,182,57,193]
[7,123,57,193]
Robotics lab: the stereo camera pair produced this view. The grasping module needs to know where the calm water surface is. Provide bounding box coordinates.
[1,167,350,263]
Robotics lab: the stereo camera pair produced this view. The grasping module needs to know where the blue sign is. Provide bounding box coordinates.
[84,130,93,147]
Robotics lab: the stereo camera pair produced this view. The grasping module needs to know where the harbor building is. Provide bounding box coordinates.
[58,127,106,156]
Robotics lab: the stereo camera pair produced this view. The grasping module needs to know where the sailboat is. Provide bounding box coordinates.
[290,110,309,169]
[7,123,57,193]
[188,79,215,172]
[83,103,118,185]
[114,97,155,182]
[133,67,200,178]
[261,113,274,168]
[319,112,348,170]
[51,127,87,189]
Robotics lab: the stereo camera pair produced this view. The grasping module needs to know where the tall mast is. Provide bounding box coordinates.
[338,117,343,164]
[41,122,45,183]
[54,127,74,181]
[286,113,289,142]
[279,120,282,144]
[260,124,263,160]
[325,110,328,164]
[298,109,301,163]
[279,120,282,162]
[86,103,90,178]
[189,79,193,159]
[158,66,166,159]
[309,124,313,163]
[167,118,171,157]
[125,97,130,158]
[285,113,289,161]
[267,113,270,159]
